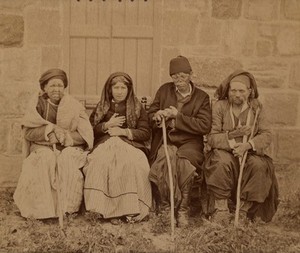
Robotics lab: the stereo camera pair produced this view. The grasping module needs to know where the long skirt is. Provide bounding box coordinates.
[204,149,279,222]
[13,146,88,219]
[83,137,152,220]
[149,145,196,209]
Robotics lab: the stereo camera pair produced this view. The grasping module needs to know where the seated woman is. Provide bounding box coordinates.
[14,68,94,219]
[83,72,152,224]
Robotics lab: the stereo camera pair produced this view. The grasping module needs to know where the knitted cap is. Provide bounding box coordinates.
[230,74,251,88]
[39,68,68,91]
[169,56,192,76]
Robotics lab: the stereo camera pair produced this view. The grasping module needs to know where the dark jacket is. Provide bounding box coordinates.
[148,82,212,169]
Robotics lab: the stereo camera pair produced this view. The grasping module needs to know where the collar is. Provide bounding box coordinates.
[175,83,192,98]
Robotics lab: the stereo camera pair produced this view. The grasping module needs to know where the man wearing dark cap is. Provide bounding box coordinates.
[148,56,212,227]
[204,69,279,226]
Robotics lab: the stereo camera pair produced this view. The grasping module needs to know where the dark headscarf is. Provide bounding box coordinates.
[39,68,68,91]
[215,69,259,100]
[91,72,142,128]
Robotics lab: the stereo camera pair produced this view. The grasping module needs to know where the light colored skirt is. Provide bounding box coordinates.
[83,137,152,220]
[14,146,88,219]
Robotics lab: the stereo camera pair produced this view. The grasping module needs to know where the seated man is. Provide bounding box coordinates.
[148,56,212,227]
[204,69,279,225]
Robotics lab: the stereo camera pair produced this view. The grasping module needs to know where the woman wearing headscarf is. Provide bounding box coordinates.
[13,69,94,219]
[83,72,152,224]
[204,69,279,225]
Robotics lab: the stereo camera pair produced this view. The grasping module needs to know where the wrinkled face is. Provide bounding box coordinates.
[44,78,65,104]
[171,72,191,93]
[229,82,251,106]
[112,82,128,102]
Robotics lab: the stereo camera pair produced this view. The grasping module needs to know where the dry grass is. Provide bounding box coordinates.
[1,187,300,253]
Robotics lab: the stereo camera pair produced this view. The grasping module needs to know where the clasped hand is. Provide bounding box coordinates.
[152,106,178,127]
[48,125,73,146]
[229,125,251,139]
[105,113,126,137]
[232,142,251,157]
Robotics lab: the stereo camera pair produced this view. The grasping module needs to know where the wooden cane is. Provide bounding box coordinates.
[161,117,175,240]
[53,144,64,229]
[234,107,260,227]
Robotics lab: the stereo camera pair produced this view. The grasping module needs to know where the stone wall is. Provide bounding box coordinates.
[0,0,299,187]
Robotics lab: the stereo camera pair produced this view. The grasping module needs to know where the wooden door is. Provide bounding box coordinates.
[62,0,162,109]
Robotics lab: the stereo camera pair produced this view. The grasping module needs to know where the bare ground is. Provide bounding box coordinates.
[1,186,300,253]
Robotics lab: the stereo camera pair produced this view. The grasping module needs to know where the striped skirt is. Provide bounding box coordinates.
[83,137,152,220]
[14,146,88,219]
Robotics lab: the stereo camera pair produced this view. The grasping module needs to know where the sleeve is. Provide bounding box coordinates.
[174,93,212,135]
[207,101,232,151]
[147,87,162,129]
[24,126,49,142]
[250,106,272,151]
[130,107,151,141]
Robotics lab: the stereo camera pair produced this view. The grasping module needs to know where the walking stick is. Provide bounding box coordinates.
[161,117,175,239]
[234,107,260,227]
[53,144,64,229]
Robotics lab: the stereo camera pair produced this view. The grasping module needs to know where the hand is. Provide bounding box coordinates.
[48,132,59,144]
[228,125,251,139]
[107,127,126,137]
[163,106,178,120]
[106,113,126,129]
[53,125,65,145]
[152,110,166,127]
[232,142,252,157]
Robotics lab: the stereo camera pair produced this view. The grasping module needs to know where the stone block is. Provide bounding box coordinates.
[221,21,256,56]
[183,0,210,17]
[275,130,300,162]
[289,61,300,90]
[0,14,24,47]
[277,25,300,56]
[264,93,298,127]
[0,120,9,153]
[2,48,41,83]
[212,0,242,19]
[258,24,280,38]
[41,46,62,73]
[198,20,222,46]
[0,89,34,115]
[281,0,300,20]
[0,154,22,187]
[244,0,279,21]
[256,40,272,57]
[8,120,22,155]
[24,8,61,45]
[189,57,243,88]
[244,59,288,88]
[162,11,198,46]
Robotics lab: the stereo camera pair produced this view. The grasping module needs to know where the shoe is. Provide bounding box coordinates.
[238,210,249,227]
[211,209,231,226]
[110,218,123,225]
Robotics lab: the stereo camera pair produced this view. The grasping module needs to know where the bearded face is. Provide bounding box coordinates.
[228,82,251,106]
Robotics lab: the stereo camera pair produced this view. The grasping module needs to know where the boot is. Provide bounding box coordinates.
[177,178,193,227]
[212,199,231,226]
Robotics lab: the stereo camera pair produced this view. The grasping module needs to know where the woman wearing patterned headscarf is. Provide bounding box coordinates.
[83,72,152,224]
[14,68,93,219]
[203,69,279,226]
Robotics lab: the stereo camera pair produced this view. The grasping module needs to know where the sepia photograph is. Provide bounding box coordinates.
[0,0,300,252]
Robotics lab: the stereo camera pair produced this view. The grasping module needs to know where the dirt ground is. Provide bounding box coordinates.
[1,185,300,253]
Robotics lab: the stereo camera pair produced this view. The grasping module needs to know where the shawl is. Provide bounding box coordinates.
[215,69,259,100]
[91,72,142,128]
[22,92,94,158]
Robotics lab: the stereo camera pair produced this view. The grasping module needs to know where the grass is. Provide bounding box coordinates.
[1,183,300,253]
